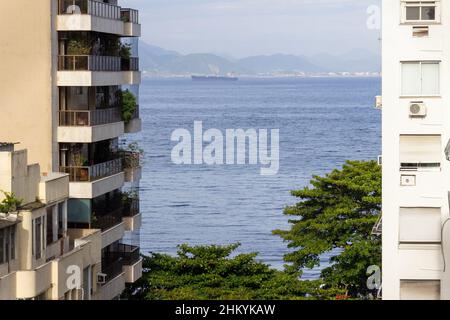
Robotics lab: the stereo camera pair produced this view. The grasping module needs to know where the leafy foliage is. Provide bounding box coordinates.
[123,243,343,300]
[121,90,137,124]
[0,191,23,214]
[273,160,381,297]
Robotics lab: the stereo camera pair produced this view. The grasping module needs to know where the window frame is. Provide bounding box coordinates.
[401,1,441,24]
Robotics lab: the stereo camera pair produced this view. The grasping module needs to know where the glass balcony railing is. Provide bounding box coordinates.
[121,57,139,71]
[58,55,122,71]
[58,0,121,20]
[123,197,140,218]
[60,158,123,182]
[120,8,139,24]
[91,207,123,231]
[59,108,121,127]
[101,244,140,283]
[58,56,139,72]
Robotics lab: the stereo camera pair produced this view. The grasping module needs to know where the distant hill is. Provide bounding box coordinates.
[238,54,322,73]
[139,42,380,75]
[308,49,381,73]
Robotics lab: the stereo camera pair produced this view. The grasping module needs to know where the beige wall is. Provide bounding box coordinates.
[0,0,57,173]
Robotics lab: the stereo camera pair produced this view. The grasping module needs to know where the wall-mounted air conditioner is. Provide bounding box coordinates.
[409,102,427,118]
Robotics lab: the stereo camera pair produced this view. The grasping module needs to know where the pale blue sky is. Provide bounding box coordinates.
[121,0,381,58]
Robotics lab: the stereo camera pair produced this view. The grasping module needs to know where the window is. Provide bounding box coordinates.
[402,1,440,23]
[399,135,441,170]
[399,208,441,243]
[10,227,15,261]
[400,280,440,300]
[401,61,440,96]
[34,217,43,260]
[0,229,4,265]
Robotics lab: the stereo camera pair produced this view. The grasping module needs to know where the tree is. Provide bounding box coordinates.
[123,243,343,300]
[273,160,381,298]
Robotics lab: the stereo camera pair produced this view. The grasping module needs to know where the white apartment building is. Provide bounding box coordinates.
[382,0,450,300]
[0,0,143,299]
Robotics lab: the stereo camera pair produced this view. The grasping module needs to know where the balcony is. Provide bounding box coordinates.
[103,244,142,284]
[38,173,69,204]
[60,108,122,127]
[57,0,127,36]
[122,195,141,232]
[57,55,141,86]
[61,159,125,199]
[61,158,122,182]
[59,55,121,71]
[58,108,124,143]
[92,207,123,232]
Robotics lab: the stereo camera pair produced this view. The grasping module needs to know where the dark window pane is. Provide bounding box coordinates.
[406,7,420,20]
[422,7,436,20]
[0,230,4,264]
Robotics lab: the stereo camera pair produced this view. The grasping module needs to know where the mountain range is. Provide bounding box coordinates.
[139,42,381,76]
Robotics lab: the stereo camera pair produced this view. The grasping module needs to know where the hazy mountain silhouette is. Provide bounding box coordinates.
[139,42,380,75]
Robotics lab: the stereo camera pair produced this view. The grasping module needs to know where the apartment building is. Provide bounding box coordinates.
[0,143,103,299]
[382,0,450,300]
[0,0,143,300]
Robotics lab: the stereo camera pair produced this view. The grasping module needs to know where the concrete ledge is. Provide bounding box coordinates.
[124,118,142,134]
[57,122,125,143]
[69,173,125,199]
[102,222,126,249]
[123,213,142,232]
[124,258,142,283]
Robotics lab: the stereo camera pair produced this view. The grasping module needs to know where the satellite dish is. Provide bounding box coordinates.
[66,5,81,14]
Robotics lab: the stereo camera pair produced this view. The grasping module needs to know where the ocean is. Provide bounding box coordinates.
[128,76,381,279]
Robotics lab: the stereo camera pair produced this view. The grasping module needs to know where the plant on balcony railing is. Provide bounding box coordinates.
[119,142,143,169]
[121,90,137,124]
[0,191,22,216]
[119,43,132,59]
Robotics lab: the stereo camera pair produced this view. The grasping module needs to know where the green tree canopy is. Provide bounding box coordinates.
[124,243,342,300]
[273,160,381,297]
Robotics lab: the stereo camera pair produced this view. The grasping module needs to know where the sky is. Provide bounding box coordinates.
[121,0,381,58]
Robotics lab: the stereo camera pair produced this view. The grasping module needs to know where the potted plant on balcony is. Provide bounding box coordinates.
[0,191,22,220]
[67,38,92,55]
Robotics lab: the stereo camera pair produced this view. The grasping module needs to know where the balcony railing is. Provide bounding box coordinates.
[121,8,139,24]
[121,57,139,71]
[58,55,121,71]
[59,108,121,127]
[60,158,123,182]
[92,207,123,231]
[102,244,140,283]
[101,257,124,283]
[58,0,121,20]
[123,197,140,218]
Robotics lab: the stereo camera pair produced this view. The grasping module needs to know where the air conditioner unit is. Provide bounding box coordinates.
[97,273,107,285]
[375,96,382,109]
[401,175,416,187]
[409,102,427,117]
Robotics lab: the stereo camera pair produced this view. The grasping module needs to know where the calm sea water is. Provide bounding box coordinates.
[128,77,381,279]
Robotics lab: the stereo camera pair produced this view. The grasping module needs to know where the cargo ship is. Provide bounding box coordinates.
[191,75,239,82]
